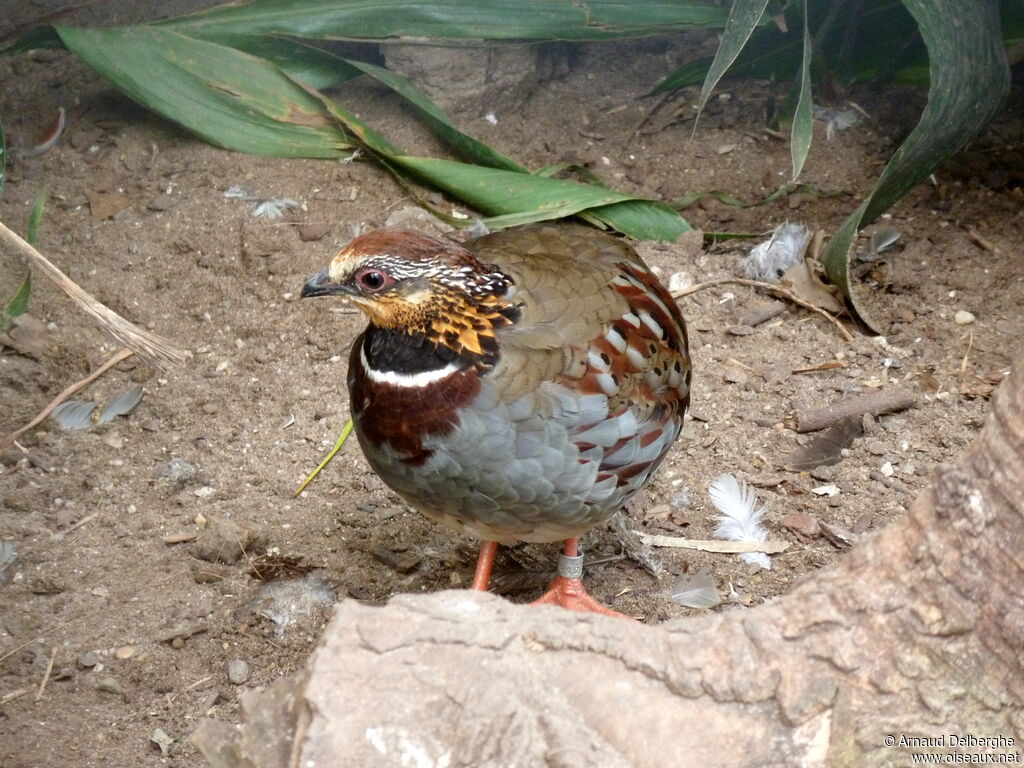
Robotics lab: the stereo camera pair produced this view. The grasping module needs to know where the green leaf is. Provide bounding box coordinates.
[25,191,46,246]
[390,156,637,220]
[165,0,730,43]
[55,25,351,158]
[330,58,688,238]
[406,158,688,241]
[295,417,354,495]
[820,0,1009,330]
[3,274,31,322]
[339,58,524,172]
[582,200,690,242]
[789,0,812,180]
[225,35,363,90]
[652,0,919,95]
[10,14,691,241]
[0,24,64,55]
[314,92,687,239]
[690,0,770,128]
[1,189,42,327]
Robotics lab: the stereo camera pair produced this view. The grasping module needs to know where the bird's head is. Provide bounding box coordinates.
[302,229,518,357]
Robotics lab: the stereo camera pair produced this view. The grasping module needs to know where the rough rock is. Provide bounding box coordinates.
[193,517,267,564]
[193,591,810,767]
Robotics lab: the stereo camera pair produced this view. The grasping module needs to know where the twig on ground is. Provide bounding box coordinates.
[637,534,789,554]
[35,647,57,701]
[0,347,134,452]
[961,329,974,374]
[0,688,29,705]
[673,277,855,342]
[966,228,998,253]
[796,387,917,433]
[52,512,99,542]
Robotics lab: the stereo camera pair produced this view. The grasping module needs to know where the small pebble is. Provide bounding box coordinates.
[811,484,840,497]
[147,195,177,212]
[865,440,887,456]
[880,461,895,477]
[852,512,874,534]
[781,512,820,538]
[194,517,267,564]
[227,659,250,685]
[77,651,102,668]
[150,728,174,756]
[954,310,976,325]
[723,369,748,385]
[96,677,124,696]
[156,458,197,485]
[668,272,693,294]
[114,645,136,660]
[810,465,837,482]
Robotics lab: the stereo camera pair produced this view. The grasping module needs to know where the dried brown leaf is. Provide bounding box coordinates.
[779,257,845,314]
[783,416,863,471]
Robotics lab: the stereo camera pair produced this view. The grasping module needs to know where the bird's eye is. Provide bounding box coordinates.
[355,268,391,292]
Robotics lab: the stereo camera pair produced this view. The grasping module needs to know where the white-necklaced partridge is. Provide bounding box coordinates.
[302,223,690,616]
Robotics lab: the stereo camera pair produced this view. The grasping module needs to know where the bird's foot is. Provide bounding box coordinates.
[530,552,630,619]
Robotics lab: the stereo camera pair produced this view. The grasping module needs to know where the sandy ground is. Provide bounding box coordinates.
[1,3,1021,766]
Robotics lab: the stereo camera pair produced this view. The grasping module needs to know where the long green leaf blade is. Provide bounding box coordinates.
[227,35,363,90]
[819,0,1009,330]
[396,158,690,240]
[331,58,688,238]
[789,0,812,181]
[390,157,632,218]
[340,58,524,172]
[583,200,690,241]
[55,25,350,158]
[313,91,688,239]
[165,0,730,43]
[691,0,770,131]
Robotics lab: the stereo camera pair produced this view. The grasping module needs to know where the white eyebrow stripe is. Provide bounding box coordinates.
[359,346,460,388]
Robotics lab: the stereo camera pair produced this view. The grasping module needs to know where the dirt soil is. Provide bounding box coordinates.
[1,3,1022,766]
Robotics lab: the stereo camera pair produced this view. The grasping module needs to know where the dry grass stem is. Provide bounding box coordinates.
[35,647,57,701]
[637,534,790,554]
[0,688,30,705]
[52,512,99,542]
[0,220,187,367]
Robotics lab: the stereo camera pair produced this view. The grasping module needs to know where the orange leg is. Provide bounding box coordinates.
[471,540,499,590]
[531,538,630,619]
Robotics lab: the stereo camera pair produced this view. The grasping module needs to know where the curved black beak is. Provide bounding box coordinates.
[301,270,349,299]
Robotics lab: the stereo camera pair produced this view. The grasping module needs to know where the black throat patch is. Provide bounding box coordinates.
[361,326,490,374]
